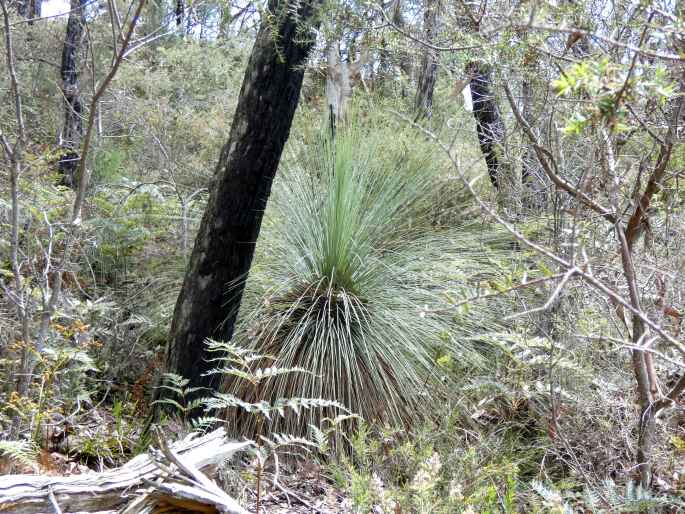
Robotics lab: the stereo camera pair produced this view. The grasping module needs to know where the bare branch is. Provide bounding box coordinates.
[503,83,618,223]
[71,0,147,223]
[1,0,26,145]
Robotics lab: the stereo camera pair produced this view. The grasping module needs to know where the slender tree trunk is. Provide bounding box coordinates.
[414,0,439,121]
[160,0,321,403]
[58,0,86,189]
[467,62,505,189]
[391,0,411,78]
[17,0,41,23]
[520,78,547,209]
[326,42,351,128]
[175,0,183,28]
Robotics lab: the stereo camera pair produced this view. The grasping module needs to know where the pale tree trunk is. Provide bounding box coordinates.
[58,0,86,188]
[326,42,351,130]
[159,0,321,406]
[414,0,439,121]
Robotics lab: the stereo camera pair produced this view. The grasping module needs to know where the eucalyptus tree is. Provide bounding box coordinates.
[466,61,506,190]
[413,0,439,120]
[58,0,87,188]
[161,0,323,402]
[17,0,40,21]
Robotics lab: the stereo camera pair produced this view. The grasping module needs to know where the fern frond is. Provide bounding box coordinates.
[252,366,313,381]
[0,440,38,469]
[260,433,317,450]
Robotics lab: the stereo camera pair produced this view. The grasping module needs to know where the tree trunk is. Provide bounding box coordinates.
[467,62,505,189]
[175,0,183,28]
[161,0,321,405]
[17,0,41,23]
[58,0,86,189]
[326,42,351,128]
[414,0,439,121]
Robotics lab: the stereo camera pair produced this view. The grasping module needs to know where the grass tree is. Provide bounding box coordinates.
[223,126,510,439]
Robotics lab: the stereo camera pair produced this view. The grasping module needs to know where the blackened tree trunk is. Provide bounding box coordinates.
[413,0,439,121]
[58,0,86,188]
[467,62,505,189]
[175,0,183,28]
[17,0,41,23]
[162,0,321,399]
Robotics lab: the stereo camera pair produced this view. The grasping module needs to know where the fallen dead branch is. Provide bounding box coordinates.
[0,428,251,514]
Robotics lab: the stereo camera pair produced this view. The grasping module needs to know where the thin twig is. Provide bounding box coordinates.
[71,0,147,223]
[375,3,485,53]
[523,23,682,62]
[390,109,685,357]
[47,488,63,514]
[503,83,618,223]
[273,481,326,514]
[504,267,579,320]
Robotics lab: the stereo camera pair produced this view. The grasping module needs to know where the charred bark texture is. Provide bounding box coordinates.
[175,0,183,27]
[58,0,86,188]
[467,62,505,189]
[162,0,321,401]
[414,0,439,120]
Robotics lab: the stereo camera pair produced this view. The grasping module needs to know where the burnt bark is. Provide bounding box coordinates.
[17,0,40,23]
[467,62,505,189]
[161,0,321,402]
[414,0,439,120]
[58,0,86,189]
[175,0,183,27]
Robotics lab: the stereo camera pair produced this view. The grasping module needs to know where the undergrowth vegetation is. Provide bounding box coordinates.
[1,4,685,512]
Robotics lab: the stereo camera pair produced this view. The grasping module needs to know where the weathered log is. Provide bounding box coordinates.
[0,428,250,514]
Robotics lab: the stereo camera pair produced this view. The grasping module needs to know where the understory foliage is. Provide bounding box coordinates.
[226,125,510,439]
[1,1,685,511]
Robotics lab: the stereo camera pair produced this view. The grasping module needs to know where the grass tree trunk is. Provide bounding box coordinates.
[413,0,439,121]
[161,0,321,402]
[58,0,86,188]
